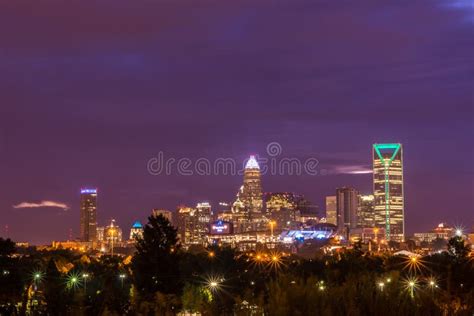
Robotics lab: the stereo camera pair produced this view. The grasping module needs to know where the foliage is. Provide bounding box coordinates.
[132,214,181,296]
[1,228,473,315]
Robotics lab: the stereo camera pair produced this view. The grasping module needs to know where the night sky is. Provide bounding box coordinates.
[1,0,473,244]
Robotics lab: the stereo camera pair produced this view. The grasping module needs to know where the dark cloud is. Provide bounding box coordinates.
[0,0,473,244]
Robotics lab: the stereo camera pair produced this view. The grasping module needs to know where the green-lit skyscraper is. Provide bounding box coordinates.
[373,144,404,242]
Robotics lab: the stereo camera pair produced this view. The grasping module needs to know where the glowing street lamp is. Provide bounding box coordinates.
[427,276,438,290]
[378,282,385,292]
[82,273,89,291]
[318,280,326,291]
[119,273,126,288]
[404,255,426,274]
[268,252,284,271]
[66,273,82,291]
[205,276,223,293]
[404,277,418,298]
[32,271,43,288]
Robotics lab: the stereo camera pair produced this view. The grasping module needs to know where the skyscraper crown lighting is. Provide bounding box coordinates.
[245,155,260,170]
[80,188,97,194]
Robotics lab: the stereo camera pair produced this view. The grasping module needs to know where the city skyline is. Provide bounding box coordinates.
[1,0,473,244]
[3,143,473,244]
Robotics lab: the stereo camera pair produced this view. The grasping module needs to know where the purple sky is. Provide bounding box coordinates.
[1,0,473,244]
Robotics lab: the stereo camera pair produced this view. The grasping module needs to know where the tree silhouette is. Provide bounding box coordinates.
[132,214,181,297]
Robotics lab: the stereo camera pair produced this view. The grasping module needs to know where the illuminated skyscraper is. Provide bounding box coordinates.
[177,202,212,246]
[336,187,358,231]
[80,188,98,242]
[240,155,263,213]
[325,196,337,226]
[373,143,404,242]
[357,194,375,228]
[152,209,173,225]
[265,192,300,230]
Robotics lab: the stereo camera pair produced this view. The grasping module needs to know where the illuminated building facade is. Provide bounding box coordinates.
[97,226,105,242]
[152,209,173,224]
[373,143,404,242]
[357,194,375,228]
[279,223,337,243]
[210,220,233,235]
[177,203,212,246]
[224,156,268,234]
[325,196,337,226]
[336,187,358,231]
[80,188,98,242]
[104,219,122,243]
[129,221,144,240]
[240,155,263,213]
[413,223,455,243]
[349,227,386,243]
[265,192,300,230]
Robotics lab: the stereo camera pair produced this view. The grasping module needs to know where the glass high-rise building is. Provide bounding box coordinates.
[373,143,404,242]
[80,188,98,242]
[357,194,375,228]
[325,196,337,226]
[336,187,358,231]
[240,155,263,213]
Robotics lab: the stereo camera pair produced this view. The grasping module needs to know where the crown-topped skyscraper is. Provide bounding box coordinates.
[373,143,404,242]
[240,155,263,213]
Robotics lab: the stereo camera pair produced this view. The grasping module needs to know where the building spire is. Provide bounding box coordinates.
[245,155,260,170]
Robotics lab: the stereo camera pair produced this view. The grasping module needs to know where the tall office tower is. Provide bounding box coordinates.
[80,188,98,242]
[196,202,213,225]
[336,187,358,231]
[240,155,263,213]
[265,192,300,230]
[373,143,404,242]
[176,203,212,246]
[357,194,375,228]
[152,209,173,225]
[325,196,337,226]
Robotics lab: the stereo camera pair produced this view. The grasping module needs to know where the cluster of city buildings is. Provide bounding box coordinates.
[53,143,470,254]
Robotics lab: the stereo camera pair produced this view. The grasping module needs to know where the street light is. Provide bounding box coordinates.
[82,273,89,291]
[205,276,223,293]
[32,271,43,287]
[378,282,385,292]
[269,221,276,238]
[67,273,82,291]
[119,273,126,288]
[404,278,418,298]
[318,281,325,291]
[428,277,438,290]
